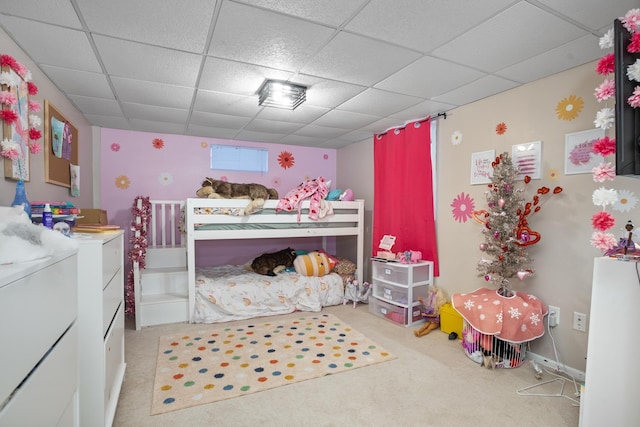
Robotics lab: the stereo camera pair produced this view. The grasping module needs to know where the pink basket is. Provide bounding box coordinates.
[461,321,527,369]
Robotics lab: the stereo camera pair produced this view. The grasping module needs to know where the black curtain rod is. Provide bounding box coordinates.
[376,112,448,138]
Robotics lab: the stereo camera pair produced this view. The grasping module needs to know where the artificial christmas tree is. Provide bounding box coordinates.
[476,152,562,296]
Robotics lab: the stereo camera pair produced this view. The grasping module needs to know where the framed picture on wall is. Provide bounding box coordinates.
[512,141,542,180]
[564,128,605,175]
[470,149,495,185]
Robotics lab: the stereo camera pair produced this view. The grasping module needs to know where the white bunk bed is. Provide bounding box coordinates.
[185,197,365,323]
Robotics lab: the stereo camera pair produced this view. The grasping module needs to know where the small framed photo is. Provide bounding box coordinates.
[564,128,605,175]
[470,149,495,185]
[512,141,542,180]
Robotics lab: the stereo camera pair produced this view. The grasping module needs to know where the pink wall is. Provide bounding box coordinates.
[100,128,338,266]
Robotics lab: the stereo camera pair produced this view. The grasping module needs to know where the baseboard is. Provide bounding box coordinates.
[527,351,585,383]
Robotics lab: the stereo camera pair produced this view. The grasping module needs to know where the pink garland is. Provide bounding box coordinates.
[124,196,151,317]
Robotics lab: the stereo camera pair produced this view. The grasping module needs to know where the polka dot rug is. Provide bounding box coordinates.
[151,313,396,414]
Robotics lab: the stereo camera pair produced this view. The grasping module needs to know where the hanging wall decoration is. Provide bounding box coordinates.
[44,100,78,187]
[1,54,42,181]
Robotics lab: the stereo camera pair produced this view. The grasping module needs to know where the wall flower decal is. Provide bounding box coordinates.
[152,138,164,149]
[115,175,131,189]
[546,168,559,181]
[495,122,507,135]
[451,131,462,145]
[555,95,584,121]
[158,172,173,186]
[450,192,475,223]
[613,189,638,212]
[110,143,120,152]
[278,151,295,169]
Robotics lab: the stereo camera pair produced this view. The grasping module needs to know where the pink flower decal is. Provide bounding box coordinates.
[111,143,121,152]
[450,192,475,223]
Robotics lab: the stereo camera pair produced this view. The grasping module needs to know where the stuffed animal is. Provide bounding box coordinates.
[293,251,332,276]
[196,177,279,215]
[250,247,297,276]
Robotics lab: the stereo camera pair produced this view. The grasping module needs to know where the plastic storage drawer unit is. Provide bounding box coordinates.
[372,261,433,285]
[369,297,422,326]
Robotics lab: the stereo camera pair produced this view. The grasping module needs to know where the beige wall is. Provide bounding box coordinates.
[0,29,94,209]
[339,61,640,373]
[437,61,640,373]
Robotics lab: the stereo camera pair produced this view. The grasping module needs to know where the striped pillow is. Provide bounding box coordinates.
[294,251,332,276]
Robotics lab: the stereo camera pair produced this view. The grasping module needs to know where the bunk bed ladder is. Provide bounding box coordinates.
[134,200,188,330]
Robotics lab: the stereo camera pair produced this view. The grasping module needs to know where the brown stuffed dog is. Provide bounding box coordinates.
[196,177,278,215]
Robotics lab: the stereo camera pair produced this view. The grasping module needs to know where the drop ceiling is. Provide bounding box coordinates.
[0,0,635,148]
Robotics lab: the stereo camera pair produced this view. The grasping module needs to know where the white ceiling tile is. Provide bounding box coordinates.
[389,99,457,121]
[76,0,217,53]
[337,88,423,116]
[345,0,517,53]
[0,16,102,72]
[433,75,520,106]
[209,2,335,71]
[129,118,188,135]
[68,95,122,116]
[0,0,83,28]
[375,56,486,98]
[536,0,639,31]
[496,34,602,83]
[235,129,285,143]
[93,35,202,86]
[293,124,349,139]
[294,76,367,109]
[236,0,368,27]
[186,124,241,139]
[190,111,251,128]
[121,102,189,124]
[255,104,329,124]
[83,114,130,130]
[111,77,195,110]
[278,134,329,146]
[432,2,588,72]
[300,32,421,86]
[244,118,305,134]
[311,110,380,129]
[39,65,115,99]
[193,90,262,116]
[199,57,292,95]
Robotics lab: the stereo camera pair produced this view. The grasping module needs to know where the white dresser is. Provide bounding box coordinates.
[76,231,126,427]
[0,251,79,427]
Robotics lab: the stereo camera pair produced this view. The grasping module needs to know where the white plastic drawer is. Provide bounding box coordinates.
[371,261,433,285]
[102,234,122,289]
[369,297,422,326]
[372,279,428,306]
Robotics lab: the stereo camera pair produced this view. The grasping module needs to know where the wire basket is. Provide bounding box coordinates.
[461,320,528,369]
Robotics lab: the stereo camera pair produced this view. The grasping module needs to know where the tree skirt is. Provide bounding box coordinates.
[452,287,548,343]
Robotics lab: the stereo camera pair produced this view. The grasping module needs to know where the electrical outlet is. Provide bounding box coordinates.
[549,305,560,327]
[573,312,587,332]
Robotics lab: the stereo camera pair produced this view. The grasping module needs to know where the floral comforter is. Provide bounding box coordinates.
[193,265,345,323]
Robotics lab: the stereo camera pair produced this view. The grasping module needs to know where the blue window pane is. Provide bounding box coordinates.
[210,145,268,173]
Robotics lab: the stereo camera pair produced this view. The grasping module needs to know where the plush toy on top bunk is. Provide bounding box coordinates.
[196,177,279,215]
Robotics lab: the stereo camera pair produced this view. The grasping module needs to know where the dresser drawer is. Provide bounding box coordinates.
[103,272,123,337]
[104,304,125,416]
[0,254,77,405]
[102,234,122,290]
[0,322,78,426]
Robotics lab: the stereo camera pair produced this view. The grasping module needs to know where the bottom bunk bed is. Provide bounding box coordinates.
[193,264,346,323]
[186,197,365,324]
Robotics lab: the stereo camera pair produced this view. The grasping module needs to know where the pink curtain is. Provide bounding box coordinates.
[373,118,439,276]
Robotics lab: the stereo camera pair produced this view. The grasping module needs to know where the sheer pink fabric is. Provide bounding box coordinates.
[373,118,439,276]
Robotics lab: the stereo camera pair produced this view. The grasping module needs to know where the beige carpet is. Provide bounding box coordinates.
[151,313,395,414]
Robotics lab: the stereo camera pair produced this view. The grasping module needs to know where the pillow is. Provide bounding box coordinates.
[294,251,332,276]
[332,256,357,275]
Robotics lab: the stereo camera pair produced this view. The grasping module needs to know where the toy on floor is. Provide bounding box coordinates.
[414,285,448,337]
[343,279,372,308]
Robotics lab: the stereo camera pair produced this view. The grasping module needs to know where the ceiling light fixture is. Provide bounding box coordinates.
[258,80,307,110]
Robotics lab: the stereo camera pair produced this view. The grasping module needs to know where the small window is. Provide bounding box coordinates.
[210,145,268,173]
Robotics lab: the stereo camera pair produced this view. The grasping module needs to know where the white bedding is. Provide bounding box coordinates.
[193,265,345,323]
